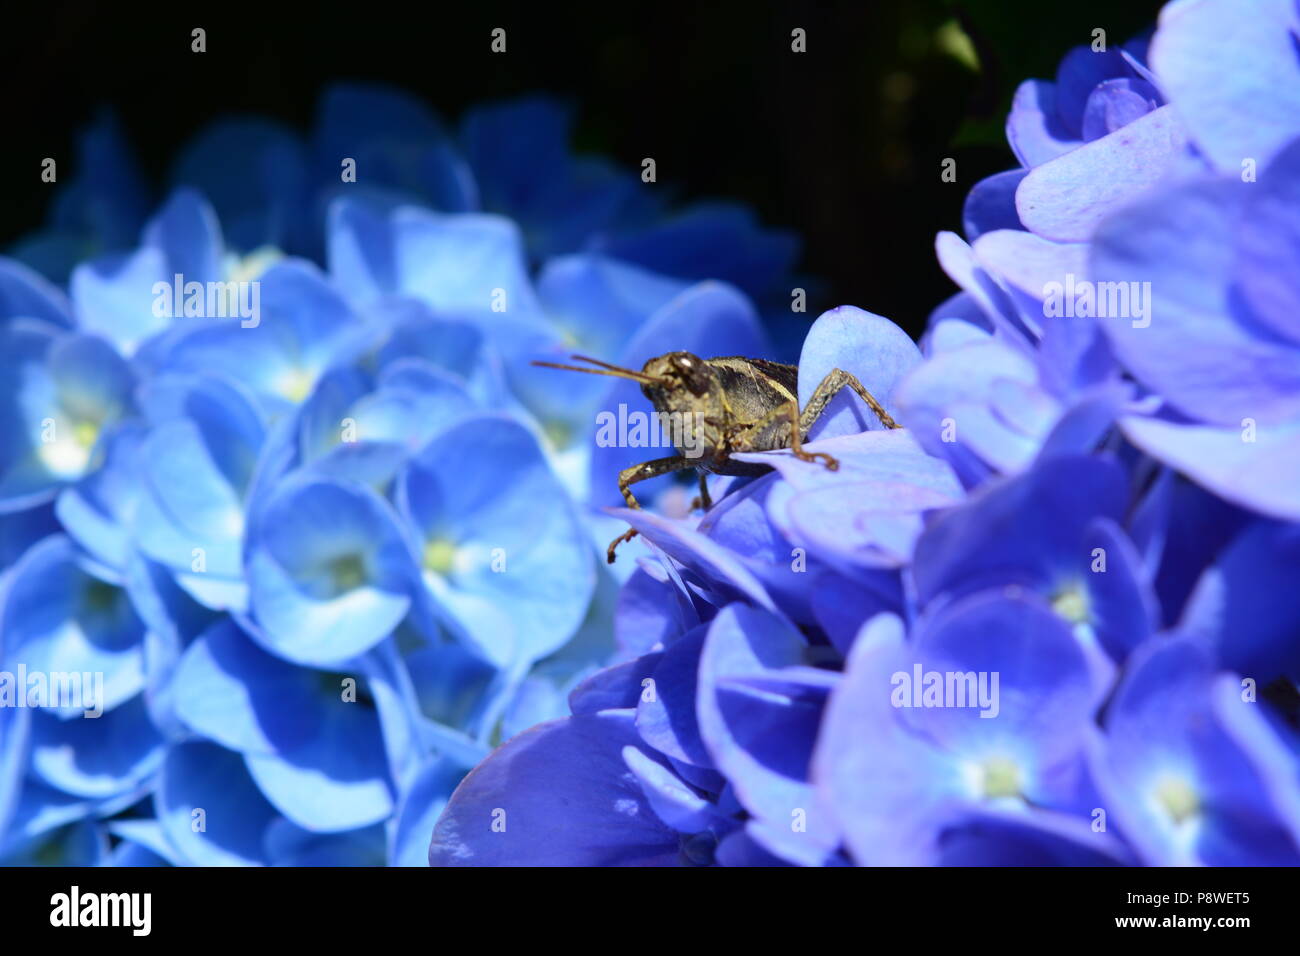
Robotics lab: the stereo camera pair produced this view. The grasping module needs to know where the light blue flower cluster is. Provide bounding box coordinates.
[431,0,1300,866]
[0,88,795,865]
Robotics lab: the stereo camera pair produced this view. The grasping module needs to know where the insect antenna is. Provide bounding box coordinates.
[530,354,662,385]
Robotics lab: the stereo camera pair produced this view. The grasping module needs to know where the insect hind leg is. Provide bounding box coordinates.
[800,368,902,433]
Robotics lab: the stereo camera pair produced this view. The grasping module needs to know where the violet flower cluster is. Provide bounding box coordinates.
[431,0,1300,866]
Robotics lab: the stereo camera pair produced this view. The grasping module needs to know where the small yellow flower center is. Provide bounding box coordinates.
[37,417,101,477]
[80,578,119,615]
[423,538,457,576]
[276,366,317,403]
[225,246,283,285]
[327,553,368,593]
[1051,582,1091,625]
[980,756,1022,799]
[543,418,574,451]
[1154,776,1200,825]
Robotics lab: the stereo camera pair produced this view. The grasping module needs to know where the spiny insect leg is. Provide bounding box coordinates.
[609,455,691,563]
[607,528,639,564]
[784,399,839,471]
[801,368,902,432]
[690,472,713,512]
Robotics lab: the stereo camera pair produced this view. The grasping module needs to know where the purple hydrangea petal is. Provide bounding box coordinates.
[1150,0,1300,172]
[1120,414,1300,521]
[1178,518,1300,681]
[1016,106,1192,242]
[1006,80,1078,168]
[1091,178,1300,425]
[962,170,1028,240]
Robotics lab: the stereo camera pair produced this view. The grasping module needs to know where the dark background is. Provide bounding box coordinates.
[1,0,1163,338]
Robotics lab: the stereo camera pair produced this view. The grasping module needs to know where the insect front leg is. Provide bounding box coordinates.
[608,455,691,563]
[801,368,902,432]
[690,473,713,512]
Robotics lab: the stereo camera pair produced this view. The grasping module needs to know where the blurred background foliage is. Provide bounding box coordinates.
[2,0,1162,339]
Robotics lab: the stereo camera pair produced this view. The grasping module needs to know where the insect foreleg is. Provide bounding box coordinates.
[609,455,692,563]
[690,473,713,512]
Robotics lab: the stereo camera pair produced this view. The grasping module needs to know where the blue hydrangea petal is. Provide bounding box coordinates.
[1091,638,1300,865]
[809,567,904,656]
[1053,45,1133,137]
[55,422,146,574]
[937,805,1132,866]
[2,535,145,716]
[142,188,224,286]
[601,203,799,302]
[615,565,690,656]
[243,694,395,832]
[328,199,541,321]
[2,323,127,509]
[785,480,956,571]
[172,117,310,253]
[1080,77,1161,141]
[49,112,150,251]
[247,476,418,665]
[158,739,280,866]
[611,507,780,616]
[912,455,1126,607]
[621,744,725,834]
[121,551,220,737]
[0,257,73,328]
[894,337,1053,478]
[28,695,163,799]
[796,306,922,441]
[429,713,682,866]
[107,818,184,866]
[899,590,1104,764]
[568,652,663,716]
[70,246,171,357]
[0,706,31,840]
[389,757,465,866]
[170,619,321,754]
[697,604,840,862]
[157,259,371,415]
[970,229,1088,311]
[1081,517,1159,662]
[399,415,593,667]
[0,819,109,866]
[635,626,710,767]
[0,504,59,569]
[462,96,571,214]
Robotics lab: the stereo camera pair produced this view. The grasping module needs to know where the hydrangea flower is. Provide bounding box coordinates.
[429,0,1300,867]
[0,84,786,865]
[14,86,798,314]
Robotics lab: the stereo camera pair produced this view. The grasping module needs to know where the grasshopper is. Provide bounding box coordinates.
[532,352,903,563]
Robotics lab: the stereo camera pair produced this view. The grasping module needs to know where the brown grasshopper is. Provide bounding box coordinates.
[532,352,903,563]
